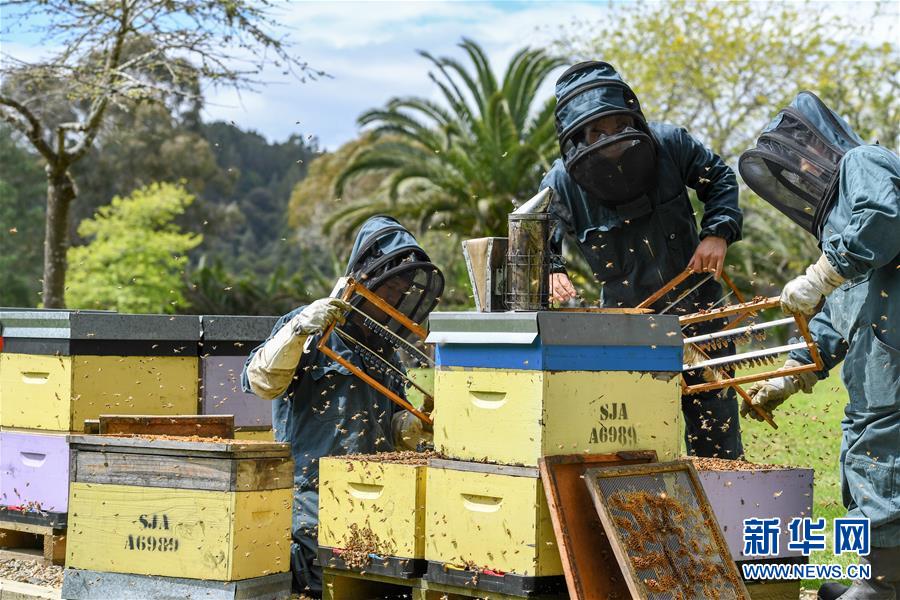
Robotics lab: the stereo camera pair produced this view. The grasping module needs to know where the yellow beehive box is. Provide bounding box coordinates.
[234,427,275,441]
[0,353,198,432]
[65,435,292,581]
[433,368,681,466]
[425,459,561,578]
[318,454,428,566]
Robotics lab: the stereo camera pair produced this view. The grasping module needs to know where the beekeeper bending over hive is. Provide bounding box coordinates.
[739,91,899,600]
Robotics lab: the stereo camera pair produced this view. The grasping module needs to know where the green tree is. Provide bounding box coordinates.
[1,1,319,307]
[66,183,202,313]
[550,0,899,293]
[329,38,564,238]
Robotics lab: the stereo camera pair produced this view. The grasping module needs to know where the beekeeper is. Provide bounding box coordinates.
[242,215,443,596]
[541,61,745,459]
[739,91,899,599]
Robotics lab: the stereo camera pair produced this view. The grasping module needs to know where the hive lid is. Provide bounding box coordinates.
[426,312,538,344]
[426,311,680,347]
[69,434,290,459]
[199,315,279,342]
[0,310,199,341]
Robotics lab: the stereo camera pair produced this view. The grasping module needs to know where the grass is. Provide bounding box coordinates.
[737,365,854,588]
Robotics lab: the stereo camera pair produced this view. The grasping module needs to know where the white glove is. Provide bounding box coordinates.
[740,359,817,421]
[246,298,349,399]
[391,411,433,451]
[780,254,845,315]
[290,298,350,336]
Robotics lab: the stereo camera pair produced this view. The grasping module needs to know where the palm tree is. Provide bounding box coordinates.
[327,38,564,238]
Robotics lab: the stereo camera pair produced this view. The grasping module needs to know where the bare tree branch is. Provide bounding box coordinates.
[0,94,55,161]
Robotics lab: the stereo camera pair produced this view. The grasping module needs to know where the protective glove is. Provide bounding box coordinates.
[290,297,350,336]
[391,410,433,451]
[740,359,818,421]
[780,254,845,315]
[246,297,350,399]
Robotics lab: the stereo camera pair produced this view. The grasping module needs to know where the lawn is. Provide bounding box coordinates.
[737,366,854,588]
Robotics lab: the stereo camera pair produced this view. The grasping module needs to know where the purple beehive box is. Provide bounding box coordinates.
[0,430,70,513]
[199,315,278,428]
[200,355,272,427]
[698,466,814,561]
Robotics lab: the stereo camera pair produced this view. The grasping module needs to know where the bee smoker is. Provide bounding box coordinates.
[506,187,555,311]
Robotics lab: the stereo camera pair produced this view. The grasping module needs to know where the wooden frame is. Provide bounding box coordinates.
[679,297,824,395]
[538,451,657,600]
[636,270,780,427]
[317,278,433,425]
[583,460,750,600]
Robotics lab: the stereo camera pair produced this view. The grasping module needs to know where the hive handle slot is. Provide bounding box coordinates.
[348,482,384,500]
[461,493,503,512]
[21,371,50,384]
[468,390,507,409]
[20,451,47,467]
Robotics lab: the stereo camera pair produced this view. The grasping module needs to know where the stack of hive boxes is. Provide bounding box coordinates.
[198,315,278,441]
[61,434,293,599]
[0,309,199,559]
[423,311,684,595]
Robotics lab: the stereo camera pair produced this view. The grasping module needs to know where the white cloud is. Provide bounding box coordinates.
[6,0,892,150]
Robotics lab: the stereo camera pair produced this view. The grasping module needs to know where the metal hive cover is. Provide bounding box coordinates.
[0,310,199,341]
[584,461,750,600]
[425,311,681,347]
[199,315,279,342]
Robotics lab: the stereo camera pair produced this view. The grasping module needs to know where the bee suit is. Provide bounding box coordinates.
[740,91,900,599]
[242,215,443,596]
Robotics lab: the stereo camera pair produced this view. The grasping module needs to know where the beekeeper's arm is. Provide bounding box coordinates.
[242,298,349,400]
[781,147,900,314]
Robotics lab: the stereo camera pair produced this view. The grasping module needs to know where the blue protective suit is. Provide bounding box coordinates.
[542,63,745,459]
[241,216,426,593]
[788,144,900,547]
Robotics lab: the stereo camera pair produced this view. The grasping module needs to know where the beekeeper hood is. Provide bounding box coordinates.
[739,91,864,237]
[342,215,444,348]
[555,61,658,219]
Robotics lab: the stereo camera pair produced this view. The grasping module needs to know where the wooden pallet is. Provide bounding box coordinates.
[322,568,566,600]
[0,521,65,566]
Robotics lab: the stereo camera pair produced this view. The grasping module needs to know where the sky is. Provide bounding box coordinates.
[2,1,892,151]
[200,1,613,150]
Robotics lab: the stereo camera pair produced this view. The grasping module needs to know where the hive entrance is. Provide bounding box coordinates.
[583,461,749,600]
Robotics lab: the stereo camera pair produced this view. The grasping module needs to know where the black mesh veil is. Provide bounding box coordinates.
[739,91,863,237]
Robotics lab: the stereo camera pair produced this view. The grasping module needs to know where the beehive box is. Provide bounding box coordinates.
[425,459,565,595]
[198,315,278,429]
[234,427,274,442]
[0,429,70,513]
[65,435,292,582]
[693,457,815,562]
[0,311,199,432]
[427,311,683,372]
[318,453,429,578]
[434,367,681,467]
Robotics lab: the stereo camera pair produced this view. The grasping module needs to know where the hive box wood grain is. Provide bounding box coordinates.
[0,430,70,513]
[0,354,199,432]
[318,456,427,562]
[65,435,292,581]
[425,459,562,580]
[434,368,681,467]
